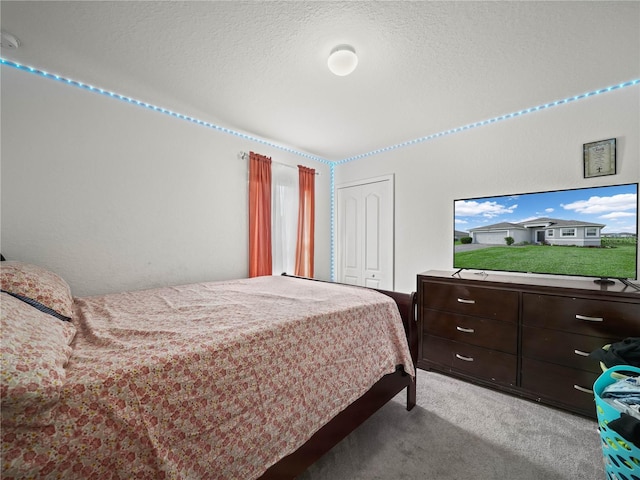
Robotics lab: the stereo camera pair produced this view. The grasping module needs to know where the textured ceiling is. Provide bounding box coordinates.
[1,1,639,161]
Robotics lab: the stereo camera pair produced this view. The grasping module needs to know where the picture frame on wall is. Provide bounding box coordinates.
[583,138,616,178]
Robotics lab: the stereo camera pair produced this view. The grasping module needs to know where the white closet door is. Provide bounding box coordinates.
[336,175,393,290]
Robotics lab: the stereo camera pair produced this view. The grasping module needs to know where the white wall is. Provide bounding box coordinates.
[1,66,331,296]
[335,86,640,293]
[2,64,638,297]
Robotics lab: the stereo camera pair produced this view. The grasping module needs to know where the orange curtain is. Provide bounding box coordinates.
[248,152,272,277]
[294,165,315,277]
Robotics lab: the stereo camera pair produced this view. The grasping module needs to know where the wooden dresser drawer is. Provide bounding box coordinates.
[423,336,516,385]
[522,293,640,336]
[521,357,598,416]
[521,326,617,373]
[418,270,640,419]
[423,309,517,354]
[422,281,518,322]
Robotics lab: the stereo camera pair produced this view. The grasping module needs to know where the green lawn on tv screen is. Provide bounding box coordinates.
[454,242,636,279]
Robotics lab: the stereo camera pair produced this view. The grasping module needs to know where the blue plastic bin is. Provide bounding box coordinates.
[593,365,640,480]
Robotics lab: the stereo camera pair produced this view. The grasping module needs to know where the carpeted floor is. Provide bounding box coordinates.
[299,369,604,480]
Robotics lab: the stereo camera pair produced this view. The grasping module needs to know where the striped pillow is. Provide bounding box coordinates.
[1,292,76,423]
[0,261,74,321]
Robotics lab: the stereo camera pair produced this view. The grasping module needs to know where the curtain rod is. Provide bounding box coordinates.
[238,151,320,175]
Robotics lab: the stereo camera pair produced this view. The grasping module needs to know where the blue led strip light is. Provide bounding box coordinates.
[3,57,638,281]
[4,57,636,166]
[336,78,640,165]
[0,58,332,165]
[329,164,336,281]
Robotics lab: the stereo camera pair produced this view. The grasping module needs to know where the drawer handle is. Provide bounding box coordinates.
[456,326,475,333]
[455,353,474,362]
[574,349,590,357]
[573,385,593,394]
[457,298,476,304]
[575,314,603,322]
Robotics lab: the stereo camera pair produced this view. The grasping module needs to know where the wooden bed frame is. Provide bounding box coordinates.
[259,279,418,479]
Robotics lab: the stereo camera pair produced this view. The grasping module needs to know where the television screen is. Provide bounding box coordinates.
[454,183,638,280]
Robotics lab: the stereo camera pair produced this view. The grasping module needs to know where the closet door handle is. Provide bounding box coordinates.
[455,354,474,362]
[456,326,475,333]
[576,314,603,322]
[457,298,475,304]
[573,385,593,394]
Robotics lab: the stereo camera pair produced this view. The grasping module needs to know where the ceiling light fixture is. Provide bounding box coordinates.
[327,45,358,76]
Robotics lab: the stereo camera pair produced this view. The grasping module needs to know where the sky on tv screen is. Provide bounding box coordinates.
[455,184,637,235]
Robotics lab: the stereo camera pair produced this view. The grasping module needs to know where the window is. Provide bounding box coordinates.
[547,229,554,237]
[586,227,598,237]
[272,164,298,275]
[561,228,576,237]
[248,152,315,278]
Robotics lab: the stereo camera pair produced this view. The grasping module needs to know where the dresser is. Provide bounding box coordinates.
[417,270,640,417]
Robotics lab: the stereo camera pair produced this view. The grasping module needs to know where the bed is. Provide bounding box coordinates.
[1,261,416,479]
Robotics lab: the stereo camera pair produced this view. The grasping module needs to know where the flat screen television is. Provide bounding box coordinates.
[453,183,638,285]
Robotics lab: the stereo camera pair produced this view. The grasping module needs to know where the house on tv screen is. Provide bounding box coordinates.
[469,217,606,247]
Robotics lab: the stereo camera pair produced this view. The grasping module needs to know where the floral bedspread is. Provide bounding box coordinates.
[2,276,414,479]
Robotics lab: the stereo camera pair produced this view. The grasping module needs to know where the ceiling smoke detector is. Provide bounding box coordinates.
[1,31,21,50]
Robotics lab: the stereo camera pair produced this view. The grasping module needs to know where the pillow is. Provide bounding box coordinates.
[0,293,76,420]
[0,261,73,321]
